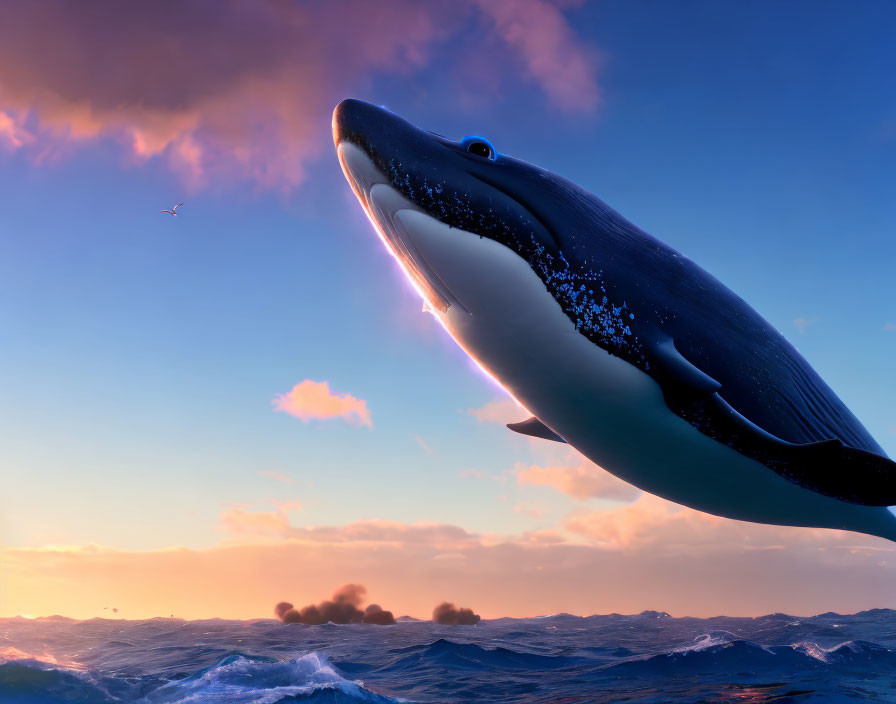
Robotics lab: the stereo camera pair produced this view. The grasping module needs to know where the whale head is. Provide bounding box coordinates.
[332,97,647,374]
[332,98,592,315]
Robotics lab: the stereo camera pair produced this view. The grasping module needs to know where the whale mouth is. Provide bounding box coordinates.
[337,142,467,314]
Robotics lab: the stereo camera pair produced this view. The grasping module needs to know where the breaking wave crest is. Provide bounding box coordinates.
[0,652,404,704]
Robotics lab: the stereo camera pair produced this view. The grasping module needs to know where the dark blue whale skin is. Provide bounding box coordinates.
[334,99,895,506]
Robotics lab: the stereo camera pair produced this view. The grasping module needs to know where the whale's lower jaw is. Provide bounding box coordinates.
[338,143,896,542]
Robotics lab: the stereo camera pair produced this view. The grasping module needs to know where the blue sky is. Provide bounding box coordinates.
[1,0,895,618]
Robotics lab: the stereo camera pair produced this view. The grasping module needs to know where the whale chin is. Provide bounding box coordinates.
[337,142,471,315]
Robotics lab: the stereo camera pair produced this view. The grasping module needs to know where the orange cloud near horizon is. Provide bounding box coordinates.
[468,398,528,425]
[5,504,895,622]
[517,462,641,502]
[2,531,894,622]
[273,380,372,428]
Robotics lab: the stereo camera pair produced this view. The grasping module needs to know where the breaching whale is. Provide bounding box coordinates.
[333,98,896,541]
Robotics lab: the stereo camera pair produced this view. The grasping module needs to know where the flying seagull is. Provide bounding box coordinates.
[159,203,183,216]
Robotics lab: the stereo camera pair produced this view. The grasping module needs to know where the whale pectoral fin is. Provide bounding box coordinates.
[507,417,567,443]
[653,339,722,396]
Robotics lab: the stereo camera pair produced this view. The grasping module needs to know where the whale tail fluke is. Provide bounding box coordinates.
[858,506,896,543]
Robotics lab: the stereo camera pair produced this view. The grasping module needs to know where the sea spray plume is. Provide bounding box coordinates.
[433,602,481,625]
[273,602,294,620]
[276,584,395,625]
[281,609,304,624]
[362,604,396,625]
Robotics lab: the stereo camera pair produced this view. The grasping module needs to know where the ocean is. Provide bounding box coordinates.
[2,609,895,703]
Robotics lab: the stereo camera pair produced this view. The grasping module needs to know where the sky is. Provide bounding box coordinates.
[1,0,895,620]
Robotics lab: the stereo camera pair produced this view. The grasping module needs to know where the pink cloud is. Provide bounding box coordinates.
[473,0,600,112]
[0,1,600,190]
[517,460,641,501]
[513,502,546,518]
[273,380,372,428]
[298,520,476,548]
[793,317,812,334]
[468,397,529,424]
[258,470,294,484]
[220,508,292,538]
[0,111,31,149]
[414,435,436,456]
[220,512,478,552]
[220,498,303,537]
[561,493,878,556]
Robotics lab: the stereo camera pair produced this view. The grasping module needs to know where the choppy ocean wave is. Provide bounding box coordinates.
[139,653,402,704]
[0,652,402,704]
[3,609,896,702]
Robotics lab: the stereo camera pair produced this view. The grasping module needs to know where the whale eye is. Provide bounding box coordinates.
[462,135,496,161]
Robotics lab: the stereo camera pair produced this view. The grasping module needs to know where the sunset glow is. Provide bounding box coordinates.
[2,1,895,627]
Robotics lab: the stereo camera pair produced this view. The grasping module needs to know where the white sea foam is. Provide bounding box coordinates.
[672,631,738,653]
[138,652,404,704]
